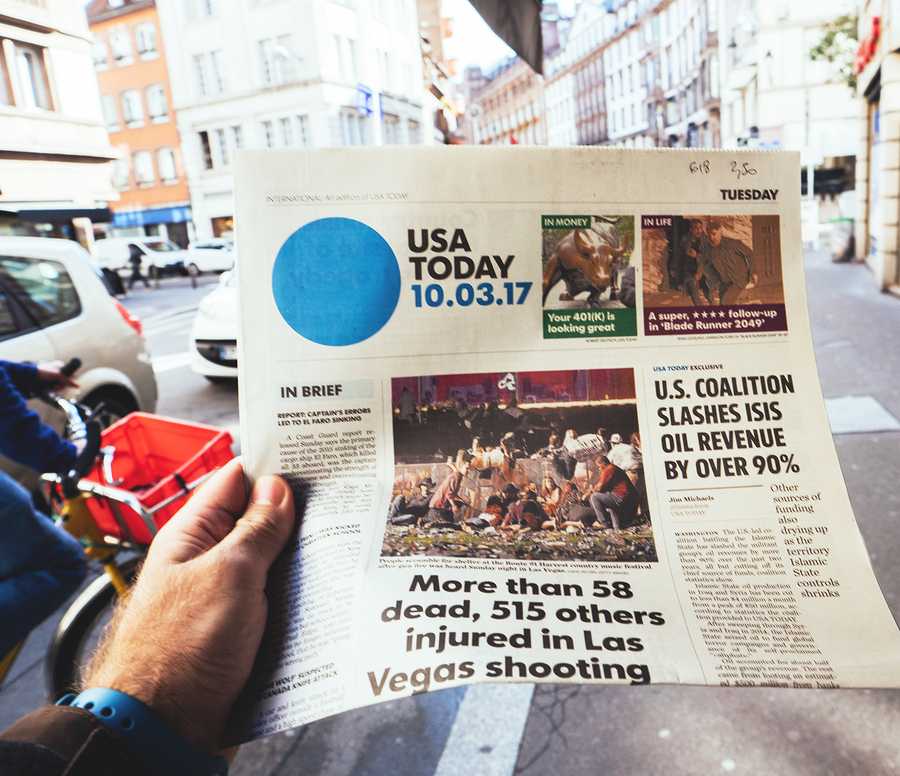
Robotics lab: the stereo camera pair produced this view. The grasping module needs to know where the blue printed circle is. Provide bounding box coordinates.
[272,217,400,346]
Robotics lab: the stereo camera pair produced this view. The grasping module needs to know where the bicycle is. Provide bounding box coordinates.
[0,358,234,699]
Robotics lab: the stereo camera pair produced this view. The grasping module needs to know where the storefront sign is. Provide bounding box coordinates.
[855,15,881,74]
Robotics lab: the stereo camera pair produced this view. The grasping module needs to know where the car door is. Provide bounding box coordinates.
[0,268,61,486]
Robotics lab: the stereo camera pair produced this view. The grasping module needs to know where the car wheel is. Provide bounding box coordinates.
[188,262,201,277]
[82,388,139,429]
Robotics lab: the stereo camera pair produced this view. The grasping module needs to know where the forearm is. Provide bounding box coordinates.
[0,360,40,396]
[0,376,76,473]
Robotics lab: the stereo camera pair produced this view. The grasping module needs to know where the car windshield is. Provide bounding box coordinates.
[145,241,179,253]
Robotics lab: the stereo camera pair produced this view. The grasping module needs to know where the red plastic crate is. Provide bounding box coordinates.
[83,412,234,544]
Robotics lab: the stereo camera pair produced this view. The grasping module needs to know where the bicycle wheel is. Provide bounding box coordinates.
[45,556,142,699]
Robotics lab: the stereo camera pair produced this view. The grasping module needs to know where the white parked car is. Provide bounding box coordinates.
[94,236,186,276]
[186,238,235,274]
[0,236,158,485]
[190,268,237,381]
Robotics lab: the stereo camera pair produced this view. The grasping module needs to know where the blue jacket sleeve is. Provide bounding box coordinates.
[0,363,76,473]
[0,359,41,396]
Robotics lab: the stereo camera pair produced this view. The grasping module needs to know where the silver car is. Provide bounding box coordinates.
[0,236,158,485]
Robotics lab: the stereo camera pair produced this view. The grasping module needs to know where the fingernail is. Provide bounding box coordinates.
[251,476,284,506]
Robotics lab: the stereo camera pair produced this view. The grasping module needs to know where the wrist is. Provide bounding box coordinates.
[59,688,228,776]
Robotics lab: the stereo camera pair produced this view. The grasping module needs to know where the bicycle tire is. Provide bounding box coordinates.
[45,556,142,700]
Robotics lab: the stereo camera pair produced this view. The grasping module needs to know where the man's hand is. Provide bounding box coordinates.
[83,459,296,752]
[36,361,78,390]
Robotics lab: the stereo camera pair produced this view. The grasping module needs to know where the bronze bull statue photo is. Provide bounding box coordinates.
[542,226,630,309]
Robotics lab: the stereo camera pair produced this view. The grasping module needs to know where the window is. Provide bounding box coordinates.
[214,128,229,165]
[157,147,177,182]
[109,26,132,64]
[194,51,224,97]
[186,0,217,17]
[346,38,358,80]
[296,114,309,146]
[279,116,293,146]
[258,39,275,85]
[146,84,167,121]
[0,46,11,106]
[261,120,275,148]
[408,118,421,144]
[193,53,208,97]
[112,155,130,188]
[333,34,343,80]
[101,94,118,130]
[121,89,143,126]
[383,114,400,144]
[339,109,365,145]
[198,130,213,170]
[133,150,155,185]
[258,35,296,86]
[135,23,157,57]
[0,257,80,329]
[0,288,18,339]
[92,38,108,69]
[14,42,52,110]
[210,50,226,93]
[231,124,243,150]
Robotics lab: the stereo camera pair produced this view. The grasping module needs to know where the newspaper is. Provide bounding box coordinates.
[229,148,900,742]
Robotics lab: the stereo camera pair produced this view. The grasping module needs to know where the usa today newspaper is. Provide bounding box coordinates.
[228,147,900,742]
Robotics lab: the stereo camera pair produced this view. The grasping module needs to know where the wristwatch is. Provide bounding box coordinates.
[57,688,229,776]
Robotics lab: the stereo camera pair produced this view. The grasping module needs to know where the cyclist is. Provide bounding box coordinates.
[0,461,295,774]
[0,359,88,656]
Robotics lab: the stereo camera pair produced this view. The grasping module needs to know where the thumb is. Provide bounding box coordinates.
[219,475,296,580]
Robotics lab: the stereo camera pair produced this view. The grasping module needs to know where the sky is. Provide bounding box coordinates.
[442,0,577,77]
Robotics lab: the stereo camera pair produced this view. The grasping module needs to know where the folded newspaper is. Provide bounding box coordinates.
[230,147,900,742]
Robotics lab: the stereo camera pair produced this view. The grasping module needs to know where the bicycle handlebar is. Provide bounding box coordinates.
[60,358,81,378]
[35,358,101,494]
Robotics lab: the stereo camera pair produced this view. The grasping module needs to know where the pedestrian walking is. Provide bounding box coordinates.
[127,244,150,290]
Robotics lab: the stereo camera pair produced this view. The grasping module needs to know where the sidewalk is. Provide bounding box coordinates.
[511,251,900,776]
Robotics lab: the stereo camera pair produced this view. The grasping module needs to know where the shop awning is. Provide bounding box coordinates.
[469,0,544,74]
[0,206,112,223]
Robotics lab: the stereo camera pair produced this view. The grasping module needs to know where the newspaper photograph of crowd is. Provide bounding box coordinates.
[382,368,656,563]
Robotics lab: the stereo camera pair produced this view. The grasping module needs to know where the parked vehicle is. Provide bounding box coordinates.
[190,267,237,381]
[94,237,186,277]
[185,238,235,275]
[0,236,158,486]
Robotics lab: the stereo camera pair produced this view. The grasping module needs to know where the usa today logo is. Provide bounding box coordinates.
[272,217,401,346]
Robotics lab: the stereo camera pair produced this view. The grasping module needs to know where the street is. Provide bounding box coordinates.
[2,250,900,775]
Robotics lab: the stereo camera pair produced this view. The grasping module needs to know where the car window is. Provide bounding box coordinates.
[145,241,178,253]
[0,287,18,340]
[0,255,81,328]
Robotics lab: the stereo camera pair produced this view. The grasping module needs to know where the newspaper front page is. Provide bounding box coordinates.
[229,148,900,742]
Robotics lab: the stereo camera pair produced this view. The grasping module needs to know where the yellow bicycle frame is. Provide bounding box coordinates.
[57,493,130,597]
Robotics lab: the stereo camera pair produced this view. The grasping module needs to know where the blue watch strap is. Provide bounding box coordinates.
[58,688,228,776]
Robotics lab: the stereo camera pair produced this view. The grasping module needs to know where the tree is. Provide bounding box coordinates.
[809,14,859,91]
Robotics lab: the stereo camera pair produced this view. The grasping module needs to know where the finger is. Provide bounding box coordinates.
[150,458,249,564]
[218,475,295,578]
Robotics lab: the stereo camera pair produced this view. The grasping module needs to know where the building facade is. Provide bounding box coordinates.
[856,0,900,292]
[468,56,547,145]
[88,0,192,246]
[541,0,720,149]
[418,0,460,142]
[466,6,567,146]
[719,0,857,240]
[0,0,116,243]
[156,0,425,240]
